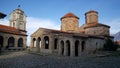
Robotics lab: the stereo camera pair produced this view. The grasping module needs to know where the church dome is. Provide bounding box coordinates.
[61,12,79,20]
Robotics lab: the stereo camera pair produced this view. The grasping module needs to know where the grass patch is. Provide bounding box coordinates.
[109,51,120,56]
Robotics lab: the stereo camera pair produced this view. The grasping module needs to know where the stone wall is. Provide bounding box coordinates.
[30,28,106,57]
[85,38,105,53]
[0,32,27,50]
[10,8,26,31]
[61,17,79,33]
[85,10,98,24]
[85,26,109,36]
[85,12,98,24]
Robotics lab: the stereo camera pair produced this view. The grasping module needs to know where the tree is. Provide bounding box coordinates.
[104,38,118,51]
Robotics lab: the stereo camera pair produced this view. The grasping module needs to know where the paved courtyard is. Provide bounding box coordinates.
[0,51,120,68]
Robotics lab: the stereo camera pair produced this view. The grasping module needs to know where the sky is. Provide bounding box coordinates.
[0,0,120,46]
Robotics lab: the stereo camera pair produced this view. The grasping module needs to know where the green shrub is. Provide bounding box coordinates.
[104,38,119,51]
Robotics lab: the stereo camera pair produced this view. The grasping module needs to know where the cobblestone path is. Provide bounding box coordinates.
[0,51,120,68]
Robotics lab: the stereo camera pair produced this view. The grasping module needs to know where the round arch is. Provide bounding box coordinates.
[0,36,4,47]
[75,40,80,56]
[33,38,36,47]
[44,36,49,49]
[66,40,70,56]
[61,40,64,55]
[8,37,15,47]
[38,37,41,48]
[54,38,58,49]
[18,38,23,47]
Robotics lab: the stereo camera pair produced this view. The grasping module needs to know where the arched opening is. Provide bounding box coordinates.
[8,37,15,47]
[75,40,79,56]
[0,36,4,47]
[61,40,64,55]
[38,37,41,48]
[44,36,49,49]
[66,40,70,56]
[81,41,85,52]
[18,38,23,47]
[54,38,58,49]
[13,23,15,27]
[33,38,36,47]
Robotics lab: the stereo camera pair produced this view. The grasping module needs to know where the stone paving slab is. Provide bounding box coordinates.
[0,51,120,68]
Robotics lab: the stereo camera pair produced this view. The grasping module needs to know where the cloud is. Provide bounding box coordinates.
[26,17,60,35]
[26,17,60,46]
[105,18,120,34]
[0,17,60,46]
[1,16,120,45]
[0,19,9,25]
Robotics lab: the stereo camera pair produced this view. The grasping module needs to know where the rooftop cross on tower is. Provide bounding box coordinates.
[18,5,21,9]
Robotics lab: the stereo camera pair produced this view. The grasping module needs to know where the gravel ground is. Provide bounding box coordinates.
[0,51,120,68]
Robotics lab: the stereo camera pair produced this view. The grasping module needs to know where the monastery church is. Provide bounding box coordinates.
[0,6,113,56]
[0,7,27,51]
[30,10,113,57]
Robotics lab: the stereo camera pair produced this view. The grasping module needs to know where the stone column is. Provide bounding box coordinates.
[79,41,82,56]
[36,39,40,52]
[70,40,74,57]
[49,37,54,54]
[30,38,34,48]
[58,40,61,55]
[64,42,67,56]
[15,37,18,48]
[3,36,8,48]
[23,37,27,48]
[40,37,44,53]
[41,38,44,49]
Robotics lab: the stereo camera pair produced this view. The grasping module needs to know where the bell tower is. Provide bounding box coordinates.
[9,5,26,31]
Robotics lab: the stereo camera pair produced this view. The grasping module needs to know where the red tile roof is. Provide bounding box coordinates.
[84,23,110,29]
[85,10,98,15]
[0,24,27,36]
[39,28,80,35]
[37,28,105,39]
[40,28,73,34]
[61,12,79,20]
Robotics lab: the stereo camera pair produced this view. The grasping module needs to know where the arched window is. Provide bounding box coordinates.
[66,40,70,56]
[38,37,41,48]
[18,38,23,47]
[13,22,15,27]
[8,37,15,47]
[33,38,36,47]
[75,40,79,56]
[44,36,49,49]
[0,36,4,47]
[54,38,58,49]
